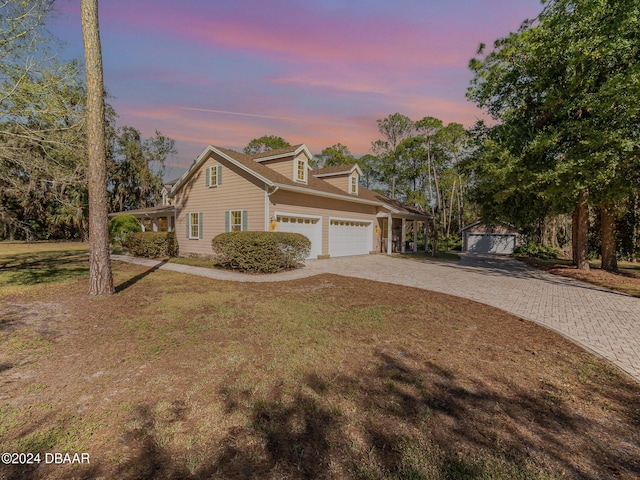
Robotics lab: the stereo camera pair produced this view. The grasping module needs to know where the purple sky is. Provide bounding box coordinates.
[49,0,544,169]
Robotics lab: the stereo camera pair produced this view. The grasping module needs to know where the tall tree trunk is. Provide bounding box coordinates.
[572,189,590,271]
[632,193,639,263]
[82,0,114,296]
[446,178,456,237]
[600,201,618,272]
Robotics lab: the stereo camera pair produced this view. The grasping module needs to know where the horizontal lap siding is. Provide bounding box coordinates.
[176,153,266,256]
[269,190,379,256]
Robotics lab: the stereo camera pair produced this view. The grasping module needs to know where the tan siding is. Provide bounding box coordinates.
[175,152,266,256]
[269,190,379,256]
[260,158,295,179]
[318,174,349,193]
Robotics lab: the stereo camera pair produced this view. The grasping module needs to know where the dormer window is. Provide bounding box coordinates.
[295,158,307,183]
[350,174,358,194]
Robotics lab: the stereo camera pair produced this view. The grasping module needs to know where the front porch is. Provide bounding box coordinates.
[378,213,430,254]
[110,206,176,233]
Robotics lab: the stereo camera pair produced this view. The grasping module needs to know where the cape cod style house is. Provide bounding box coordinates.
[117,144,430,259]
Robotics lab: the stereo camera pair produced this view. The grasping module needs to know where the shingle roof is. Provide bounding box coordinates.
[312,164,358,176]
[172,144,430,218]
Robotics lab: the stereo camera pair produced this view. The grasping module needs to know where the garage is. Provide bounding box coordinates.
[462,221,519,254]
[329,218,373,257]
[465,233,516,254]
[276,214,322,259]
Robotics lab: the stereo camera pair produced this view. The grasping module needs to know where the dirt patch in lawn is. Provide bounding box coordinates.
[1,263,639,479]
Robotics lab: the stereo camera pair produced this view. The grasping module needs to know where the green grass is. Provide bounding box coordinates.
[0,242,89,295]
[1,241,638,480]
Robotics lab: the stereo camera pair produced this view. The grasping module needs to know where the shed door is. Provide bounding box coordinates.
[276,215,322,259]
[467,234,516,254]
[329,219,372,257]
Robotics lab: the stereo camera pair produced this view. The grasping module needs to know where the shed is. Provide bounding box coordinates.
[461,221,519,254]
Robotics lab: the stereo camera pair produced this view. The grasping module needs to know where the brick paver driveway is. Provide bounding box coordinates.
[114,253,640,382]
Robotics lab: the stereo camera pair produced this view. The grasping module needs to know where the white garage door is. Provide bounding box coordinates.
[466,234,516,254]
[329,218,372,257]
[276,214,322,259]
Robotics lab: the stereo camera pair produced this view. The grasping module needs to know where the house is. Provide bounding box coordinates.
[116,144,431,259]
[461,221,520,254]
[109,179,178,233]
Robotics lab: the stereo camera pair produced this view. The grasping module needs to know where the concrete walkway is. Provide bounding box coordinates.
[112,254,640,383]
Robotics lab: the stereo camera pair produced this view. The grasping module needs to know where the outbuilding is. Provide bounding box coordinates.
[461,221,519,254]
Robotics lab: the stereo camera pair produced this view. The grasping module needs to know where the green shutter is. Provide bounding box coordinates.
[205,167,211,187]
[217,165,222,185]
[186,213,190,238]
[225,211,230,232]
[242,210,248,231]
[198,213,203,239]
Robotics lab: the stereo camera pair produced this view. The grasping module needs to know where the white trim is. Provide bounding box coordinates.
[253,144,312,163]
[312,164,363,178]
[170,145,274,197]
[328,216,372,225]
[294,156,308,184]
[274,211,322,221]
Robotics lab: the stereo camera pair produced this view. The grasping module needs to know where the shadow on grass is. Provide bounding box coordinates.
[0,250,89,287]
[77,351,640,480]
[115,260,168,293]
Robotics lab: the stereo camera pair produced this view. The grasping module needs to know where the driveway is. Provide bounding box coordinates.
[113,253,640,382]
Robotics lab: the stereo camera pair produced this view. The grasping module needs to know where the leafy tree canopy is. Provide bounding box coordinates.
[243,135,290,155]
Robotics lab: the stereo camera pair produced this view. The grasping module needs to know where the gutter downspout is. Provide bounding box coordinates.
[265,185,280,230]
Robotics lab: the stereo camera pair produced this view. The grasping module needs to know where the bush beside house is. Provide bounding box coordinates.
[212,231,311,273]
[108,214,142,247]
[129,232,178,258]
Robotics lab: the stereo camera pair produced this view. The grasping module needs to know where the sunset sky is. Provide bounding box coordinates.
[49,0,545,170]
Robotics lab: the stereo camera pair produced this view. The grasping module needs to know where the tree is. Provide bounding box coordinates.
[1,1,88,241]
[81,0,114,296]
[314,143,355,168]
[371,113,414,199]
[468,0,640,271]
[243,135,290,155]
[108,127,175,212]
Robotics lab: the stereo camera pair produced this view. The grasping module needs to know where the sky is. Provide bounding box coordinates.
[48,0,545,172]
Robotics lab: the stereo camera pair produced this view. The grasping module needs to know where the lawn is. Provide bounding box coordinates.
[1,243,639,479]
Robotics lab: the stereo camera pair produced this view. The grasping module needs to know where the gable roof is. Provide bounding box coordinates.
[170,144,430,218]
[312,164,363,177]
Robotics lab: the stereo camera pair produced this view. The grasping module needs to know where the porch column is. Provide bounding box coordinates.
[387,214,393,255]
[140,219,145,232]
[166,215,172,232]
[413,219,418,252]
[401,218,406,253]
[153,218,159,232]
[424,222,429,252]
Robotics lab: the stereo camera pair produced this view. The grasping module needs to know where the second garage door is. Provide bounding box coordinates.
[466,233,516,254]
[276,214,322,259]
[329,218,372,257]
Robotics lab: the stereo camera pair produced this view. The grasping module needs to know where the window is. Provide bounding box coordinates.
[187,212,202,239]
[295,158,307,183]
[350,175,358,194]
[226,210,248,232]
[206,165,222,187]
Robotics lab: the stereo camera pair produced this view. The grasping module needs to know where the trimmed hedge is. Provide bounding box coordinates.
[212,231,311,273]
[513,242,560,260]
[129,231,178,258]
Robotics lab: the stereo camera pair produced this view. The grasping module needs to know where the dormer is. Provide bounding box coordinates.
[312,164,362,194]
[252,144,312,184]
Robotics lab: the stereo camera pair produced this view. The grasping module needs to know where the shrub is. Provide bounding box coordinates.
[108,214,142,246]
[212,231,311,273]
[129,232,178,258]
[513,242,560,260]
